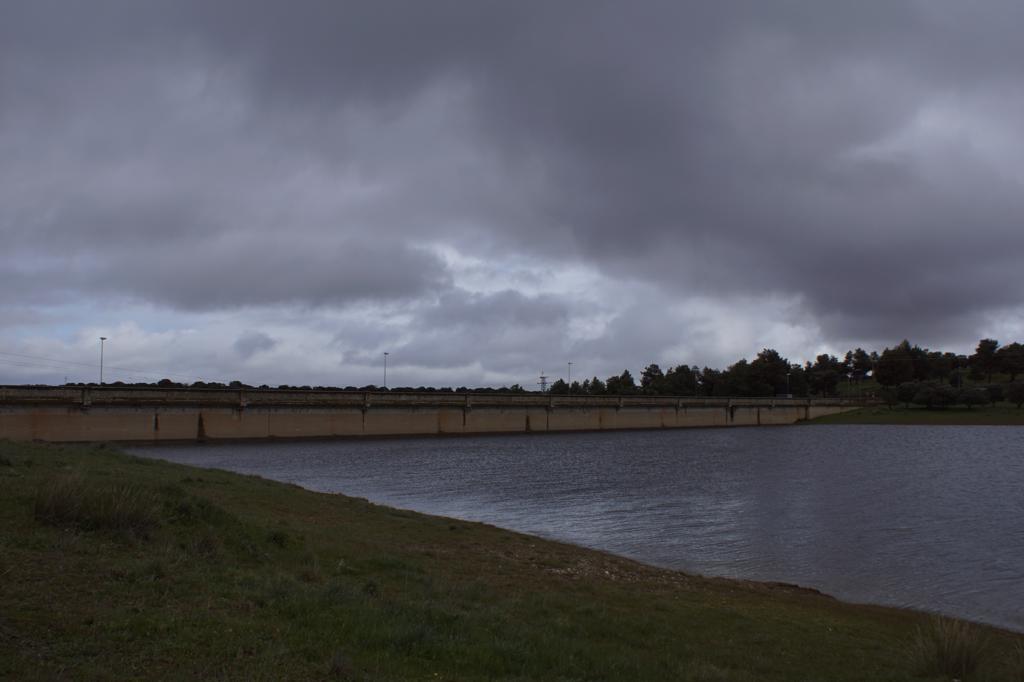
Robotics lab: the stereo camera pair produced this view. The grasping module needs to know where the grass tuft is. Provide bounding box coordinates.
[909,616,987,679]
[1006,642,1024,682]
[182,528,223,561]
[34,475,159,537]
[328,649,357,679]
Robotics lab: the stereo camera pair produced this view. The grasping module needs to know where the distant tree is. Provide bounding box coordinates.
[788,364,809,397]
[925,352,953,383]
[640,364,665,393]
[697,367,720,397]
[569,380,582,394]
[1005,383,1024,409]
[909,345,932,382]
[874,341,917,386]
[605,370,637,395]
[586,376,606,395]
[970,338,1000,383]
[986,384,1004,404]
[750,348,790,396]
[548,379,569,395]
[996,342,1024,381]
[663,364,698,396]
[948,355,969,389]
[806,354,844,396]
[507,384,526,393]
[720,359,759,396]
[848,348,874,382]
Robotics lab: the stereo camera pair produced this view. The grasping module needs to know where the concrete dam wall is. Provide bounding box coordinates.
[0,386,861,443]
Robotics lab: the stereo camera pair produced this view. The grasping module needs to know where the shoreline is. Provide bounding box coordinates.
[809,404,1024,426]
[127,430,1023,635]
[3,439,1023,679]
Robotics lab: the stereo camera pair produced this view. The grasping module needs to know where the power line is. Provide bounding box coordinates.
[0,357,162,383]
[0,350,209,383]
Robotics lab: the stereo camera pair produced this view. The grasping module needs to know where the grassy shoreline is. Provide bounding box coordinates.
[2,440,1022,680]
[810,404,1024,425]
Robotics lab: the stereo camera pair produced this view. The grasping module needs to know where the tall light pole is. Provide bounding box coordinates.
[99,337,107,385]
[383,352,389,389]
[567,361,573,394]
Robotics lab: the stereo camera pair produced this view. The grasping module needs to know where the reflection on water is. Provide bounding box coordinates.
[129,425,1024,631]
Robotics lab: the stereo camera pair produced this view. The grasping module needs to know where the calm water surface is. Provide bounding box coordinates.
[130,425,1024,631]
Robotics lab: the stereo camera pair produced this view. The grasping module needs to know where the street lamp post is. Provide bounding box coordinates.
[567,361,573,394]
[383,352,389,389]
[786,371,791,397]
[99,337,107,385]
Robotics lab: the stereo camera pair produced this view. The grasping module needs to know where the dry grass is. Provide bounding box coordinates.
[909,616,988,679]
[34,474,160,537]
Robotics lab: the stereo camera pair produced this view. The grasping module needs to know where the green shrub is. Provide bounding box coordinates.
[959,388,990,409]
[34,475,160,537]
[896,382,919,407]
[909,616,987,679]
[911,383,957,409]
[1007,383,1024,409]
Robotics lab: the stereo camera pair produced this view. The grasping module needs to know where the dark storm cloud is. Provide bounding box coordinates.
[4,1,1024,356]
[421,290,569,330]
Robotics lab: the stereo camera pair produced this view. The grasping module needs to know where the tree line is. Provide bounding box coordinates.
[545,338,1024,407]
[57,338,1024,406]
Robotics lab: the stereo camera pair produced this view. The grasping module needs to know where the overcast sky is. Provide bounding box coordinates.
[3,1,1024,387]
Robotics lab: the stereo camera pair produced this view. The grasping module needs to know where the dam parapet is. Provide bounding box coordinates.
[0,386,865,443]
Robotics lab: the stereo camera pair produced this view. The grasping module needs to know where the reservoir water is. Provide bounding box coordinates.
[129,424,1024,631]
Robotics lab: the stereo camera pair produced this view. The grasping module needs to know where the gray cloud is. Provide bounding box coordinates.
[233,330,277,359]
[3,1,1024,384]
